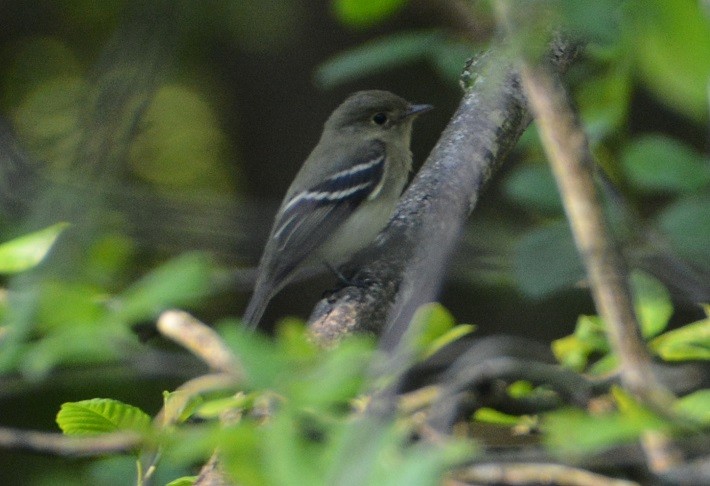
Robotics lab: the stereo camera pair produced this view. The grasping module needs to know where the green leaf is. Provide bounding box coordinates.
[428,38,481,82]
[194,395,248,420]
[57,398,151,436]
[315,30,441,88]
[656,192,710,267]
[332,0,408,28]
[503,163,563,214]
[425,324,476,359]
[289,337,373,409]
[165,477,197,486]
[630,271,672,338]
[326,416,474,486]
[629,0,710,121]
[576,58,632,139]
[474,407,522,426]
[0,223,69,274]
[85,233,135,286]
[262,408,324,485]
[219,323,293,390]
[405,303,458,357]
[544,404,667,454]
[114,252,214,323]
[37,280,105,331]
[650,315,710,361]
[674,389,710,425]
[588,353,618,375]
[275,319,320,363]
[163,390,206,425]
[513,220,586,297]
[611,386,646,417]
[553,315,609,371]
[622,135,710,194]
[375,440,474,486]
[18,313,136,379]
[219,423,267,486]
[552,335,589,370]
[507,380,535,398]
[554,0,626,44]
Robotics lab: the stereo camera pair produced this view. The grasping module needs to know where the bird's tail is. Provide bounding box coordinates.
[242,284,272,330]
[243,262,302,330]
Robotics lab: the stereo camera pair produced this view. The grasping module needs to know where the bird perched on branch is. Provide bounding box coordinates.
[243,90,432,329]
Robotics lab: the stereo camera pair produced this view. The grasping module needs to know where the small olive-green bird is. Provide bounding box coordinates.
[243,90,432,328]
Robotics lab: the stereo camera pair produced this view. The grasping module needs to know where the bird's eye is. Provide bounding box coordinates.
[372,112,388,125]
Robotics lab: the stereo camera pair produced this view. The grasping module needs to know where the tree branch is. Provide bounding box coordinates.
[516,52,671,408]
[449,462,640,486]
[0,427,140,456]
[157,310,242,376]
[494,9,680,478]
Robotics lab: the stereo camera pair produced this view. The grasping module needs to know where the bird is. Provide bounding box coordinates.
[243,90,432,329]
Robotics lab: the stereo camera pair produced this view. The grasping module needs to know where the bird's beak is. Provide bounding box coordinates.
[403,103,434,119]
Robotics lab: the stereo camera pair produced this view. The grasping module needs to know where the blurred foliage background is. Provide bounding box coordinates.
[0,0,708,484]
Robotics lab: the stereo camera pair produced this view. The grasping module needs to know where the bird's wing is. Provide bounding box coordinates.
[266,140,386,283]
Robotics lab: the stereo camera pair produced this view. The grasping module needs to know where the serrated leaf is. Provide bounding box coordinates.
[0,223,69,274]
[57,398,151,436]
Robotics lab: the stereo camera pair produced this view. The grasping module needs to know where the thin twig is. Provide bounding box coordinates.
[0,426,141,456]
[516,53,670,406]
[450,462,640,486]
[157,310,242,377]
[139,373,238,485]
[492,5,682,477]
[195,451,233,486]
